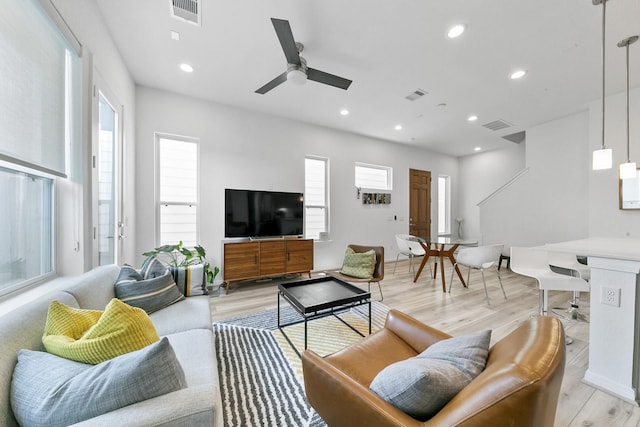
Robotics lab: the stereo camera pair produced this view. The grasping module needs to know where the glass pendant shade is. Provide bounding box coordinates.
[593,148,613,170]
[620,161,637,179]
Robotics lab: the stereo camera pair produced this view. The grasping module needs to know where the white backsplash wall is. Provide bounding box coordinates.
[134,86,459,274]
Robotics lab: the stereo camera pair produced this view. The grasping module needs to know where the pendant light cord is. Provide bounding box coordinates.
[601,0,607,151]
[626,42,630,162]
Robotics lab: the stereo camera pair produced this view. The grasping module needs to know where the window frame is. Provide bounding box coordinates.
[437,175,451,236]
[154,133,200,247]
[355,162,393,191]
[304,155,330,240]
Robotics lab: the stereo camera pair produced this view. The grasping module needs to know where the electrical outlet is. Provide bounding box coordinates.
[601,286,621,307]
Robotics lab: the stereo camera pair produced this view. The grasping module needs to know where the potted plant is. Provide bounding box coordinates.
[142,241,220,295]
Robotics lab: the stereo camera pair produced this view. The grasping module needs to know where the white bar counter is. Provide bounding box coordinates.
[544,237,640,404]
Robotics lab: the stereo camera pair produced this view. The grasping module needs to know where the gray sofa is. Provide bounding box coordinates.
[0,264,222,426]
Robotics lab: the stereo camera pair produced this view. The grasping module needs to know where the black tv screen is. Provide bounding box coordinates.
[225,189,304,238]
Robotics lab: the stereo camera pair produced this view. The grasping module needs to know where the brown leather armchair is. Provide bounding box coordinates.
[302,309,565,427]
[328,244,385,300]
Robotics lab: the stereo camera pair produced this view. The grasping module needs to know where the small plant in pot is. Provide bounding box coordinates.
[142,241,220,295]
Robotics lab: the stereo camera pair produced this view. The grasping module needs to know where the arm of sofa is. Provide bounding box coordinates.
[302,349,422,427]
[384,309,451,353]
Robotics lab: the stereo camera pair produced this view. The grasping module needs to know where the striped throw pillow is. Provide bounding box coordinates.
[42,298,159,364]
[169,264,206,296]
[115,265,185,314]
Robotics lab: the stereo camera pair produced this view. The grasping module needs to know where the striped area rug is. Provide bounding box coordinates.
[214,302,389,427]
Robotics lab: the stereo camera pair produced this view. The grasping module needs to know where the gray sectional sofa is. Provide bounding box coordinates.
[0,264,222,426]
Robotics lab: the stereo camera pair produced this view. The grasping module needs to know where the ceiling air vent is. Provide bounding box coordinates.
[481,119,512,131]
[405,89,428,101]
[502,130,526,144]
[171,0,200,26]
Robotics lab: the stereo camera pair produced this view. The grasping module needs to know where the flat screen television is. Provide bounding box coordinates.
[225,189,304,238]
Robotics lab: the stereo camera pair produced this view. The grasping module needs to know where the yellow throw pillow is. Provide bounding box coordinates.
[43,298,160,365]
[340,247,376,279]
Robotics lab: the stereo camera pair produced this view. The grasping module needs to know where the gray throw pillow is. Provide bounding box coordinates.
[11,337,187,427]
[115,265,185,314]
[369,329,491,420]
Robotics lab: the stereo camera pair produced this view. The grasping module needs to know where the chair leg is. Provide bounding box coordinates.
[393,254,400,274]
[368,281,383,302]
[480,269,490,306]
[497,269,507,300]
[448,263,457,293]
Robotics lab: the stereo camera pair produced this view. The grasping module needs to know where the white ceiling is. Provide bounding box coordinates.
[94,0,640,157]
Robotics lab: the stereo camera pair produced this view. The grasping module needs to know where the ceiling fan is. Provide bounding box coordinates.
[255,18,353,94]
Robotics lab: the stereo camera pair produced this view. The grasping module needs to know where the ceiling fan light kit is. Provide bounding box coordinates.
[255,18,352,94]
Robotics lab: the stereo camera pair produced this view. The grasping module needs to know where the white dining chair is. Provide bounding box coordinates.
[510,247,590,317]
[448,243,507,305]
[393,234,427,274]
[548,252,590,321]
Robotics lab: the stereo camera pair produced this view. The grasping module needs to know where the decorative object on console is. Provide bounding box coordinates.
[618,34,638,179]
[592,0,613,170]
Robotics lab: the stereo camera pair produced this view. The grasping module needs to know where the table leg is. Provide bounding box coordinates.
[304,318,308,350]
[413,244,432,282]
[368,301,372,335]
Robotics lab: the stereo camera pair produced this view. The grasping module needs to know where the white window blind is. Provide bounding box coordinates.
[0,0,80,177]
[355,163,392,190]
[305,156,329,240]
[157,136,198,246]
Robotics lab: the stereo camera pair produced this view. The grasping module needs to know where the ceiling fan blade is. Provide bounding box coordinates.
[271,18,301,66]
[255,72,288,94]
[307,68,352,90]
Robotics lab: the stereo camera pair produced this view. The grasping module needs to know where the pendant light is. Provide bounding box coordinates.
[592,0,613,170]
[618,35,639,179]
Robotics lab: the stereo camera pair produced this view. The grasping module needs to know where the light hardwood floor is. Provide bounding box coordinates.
[210,259,640,426]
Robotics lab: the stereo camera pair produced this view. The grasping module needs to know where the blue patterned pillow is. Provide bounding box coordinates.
[369,330,491,420]
[115,266,185,314]
[11,338,186,427]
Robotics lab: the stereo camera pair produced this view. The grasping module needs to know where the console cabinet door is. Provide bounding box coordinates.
[259,240,285,275]
[286,239,314,273]
[224,242,260,281]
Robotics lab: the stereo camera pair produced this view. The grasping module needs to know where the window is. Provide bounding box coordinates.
[0,0,80,294]
[438,175,450,235]
[156,135,199,246]
[305,156,329,240]
[0,165,54,295]
[355,163,392,190]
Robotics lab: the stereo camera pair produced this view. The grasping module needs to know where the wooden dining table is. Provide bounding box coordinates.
[411,237,478,292]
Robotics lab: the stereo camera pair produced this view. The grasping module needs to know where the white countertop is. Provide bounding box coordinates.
[543,237,640,262]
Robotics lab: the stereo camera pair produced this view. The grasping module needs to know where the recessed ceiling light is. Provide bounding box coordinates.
[510,70,527,80]
[340,109,349,116]
[179,63,194,73]
[394,124,403,131]
[170,30,180,41]
[474,147,482,152]
[467,115,478,122]
[447,24,466,39]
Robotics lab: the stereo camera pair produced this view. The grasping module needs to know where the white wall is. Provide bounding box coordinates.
[477,111,590,249]
[53,0,137,272]
[458,142,525,242]
[134,86,459,274]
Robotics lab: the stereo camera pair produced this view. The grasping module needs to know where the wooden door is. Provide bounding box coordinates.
[409,169,431,240]
[259,240,285,276]
[223,242,260,281]
[285,239,314,273]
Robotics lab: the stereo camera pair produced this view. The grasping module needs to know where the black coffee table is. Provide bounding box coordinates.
[278,276,371,357]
